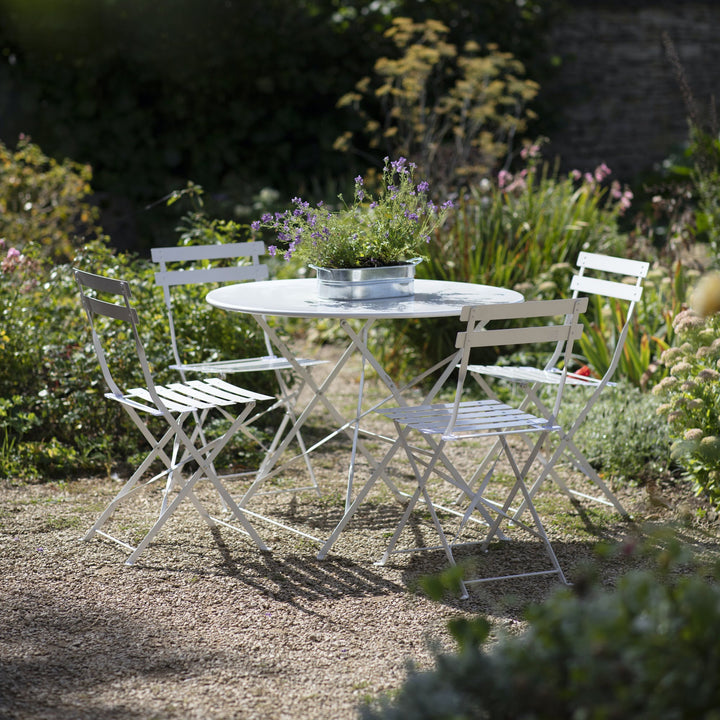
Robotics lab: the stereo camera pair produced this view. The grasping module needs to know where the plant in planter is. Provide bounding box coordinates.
[251,156,453,271]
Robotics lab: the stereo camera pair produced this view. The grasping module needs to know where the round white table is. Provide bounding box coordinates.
[206,277,523,556]
[207,277,523,319]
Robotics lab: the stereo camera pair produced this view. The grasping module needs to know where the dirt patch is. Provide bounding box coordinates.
[2,343,719,720]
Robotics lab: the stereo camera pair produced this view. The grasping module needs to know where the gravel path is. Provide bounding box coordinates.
[2,344,719,720]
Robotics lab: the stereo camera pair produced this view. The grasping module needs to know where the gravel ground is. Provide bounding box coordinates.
[2,344,720,720]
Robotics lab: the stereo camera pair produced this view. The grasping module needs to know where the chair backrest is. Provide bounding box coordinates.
[537,252,649,378]
[151,241,269,370]
[75,269,160,408]
[452,297,588,432]
[569,251,649,381]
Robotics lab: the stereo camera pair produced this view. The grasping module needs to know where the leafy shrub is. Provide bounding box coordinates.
[336,16,539,193]
[0,237,271,480]
[558,380,673,485]
[654,309,720,508]
[0,134,102,261]
[362,542,720,720]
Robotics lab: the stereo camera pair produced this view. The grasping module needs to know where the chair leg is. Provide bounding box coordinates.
[87,404,268,564]
[471,435,567,585]
[273,370,321,496]
[377,447,470,600]
[84,421,180,542]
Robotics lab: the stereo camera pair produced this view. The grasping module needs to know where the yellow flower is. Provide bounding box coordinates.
[691,272,720,317]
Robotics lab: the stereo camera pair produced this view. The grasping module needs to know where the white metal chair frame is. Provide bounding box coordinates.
[374,297,588,598]
[467,252,649,518]
[75,269,272,565]
[151,241,327,496]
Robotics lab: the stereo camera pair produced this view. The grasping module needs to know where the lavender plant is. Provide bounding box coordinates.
[251,156,452,269]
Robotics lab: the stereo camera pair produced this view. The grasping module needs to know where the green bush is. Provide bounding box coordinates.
[0,134,102,261]
[362,543,720,720]
[0,1,561,251]
[558,380,673,485]
[336,16,539,194]
[0,237,271,480]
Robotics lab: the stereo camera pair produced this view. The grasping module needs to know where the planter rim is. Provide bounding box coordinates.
[309,258,421,301]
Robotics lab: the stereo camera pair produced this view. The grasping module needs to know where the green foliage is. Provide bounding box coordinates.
[0,235,270,480]
[690,127,720,264]
[0,135,102,261]
[251,157,451,269]
[373,149,632,379]
[336,16,539,193]
[654,310,720,508]
[558,380,673,485]
[426,151,630,285]
[362,542,720,720]
[0,1,564,251]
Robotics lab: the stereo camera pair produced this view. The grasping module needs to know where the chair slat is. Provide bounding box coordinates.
[461,297,587,323]
[576,251,649,278]
[75,270,130,297]
[457,322,584,349]
[83,295,138,324]
[155,264,268,288]
[571,274,643,302]
[150,241,266,263]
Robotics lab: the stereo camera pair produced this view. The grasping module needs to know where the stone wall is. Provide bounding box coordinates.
[541,1,720,182]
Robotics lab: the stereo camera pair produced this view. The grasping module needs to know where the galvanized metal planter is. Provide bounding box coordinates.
[309,258,422,301]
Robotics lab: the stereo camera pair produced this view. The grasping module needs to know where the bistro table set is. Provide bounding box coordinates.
[75,243,646,598]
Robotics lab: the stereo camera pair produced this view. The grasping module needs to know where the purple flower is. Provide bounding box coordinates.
[417,181,429,193]
[391,157,408,174]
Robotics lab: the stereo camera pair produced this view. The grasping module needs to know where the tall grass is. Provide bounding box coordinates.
[374,155,631,378]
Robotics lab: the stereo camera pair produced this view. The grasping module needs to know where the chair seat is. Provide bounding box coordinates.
[377,399,560,440]
[467,364,610,387]
[171,355,327,375]
[109,378,273,415]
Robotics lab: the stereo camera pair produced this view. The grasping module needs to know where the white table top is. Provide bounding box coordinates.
[206,278,523,320]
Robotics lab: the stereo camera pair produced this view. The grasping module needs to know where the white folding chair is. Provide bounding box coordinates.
[151,241,327,495]
[75,269,272,565]
[375,297,588,598]
[466,252,649,517]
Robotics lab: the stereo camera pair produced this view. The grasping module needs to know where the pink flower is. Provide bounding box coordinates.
[1,247,23,273]
[520,143,541,160]
[498,170,512,189]
[594,163,611,182]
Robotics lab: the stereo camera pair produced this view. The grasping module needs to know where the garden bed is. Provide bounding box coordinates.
[2,345,719,720]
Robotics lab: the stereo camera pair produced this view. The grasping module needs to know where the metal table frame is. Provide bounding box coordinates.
[206,278,523,556]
